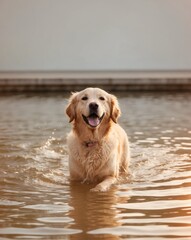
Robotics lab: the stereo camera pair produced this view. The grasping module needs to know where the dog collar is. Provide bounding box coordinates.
[84,140,98,147]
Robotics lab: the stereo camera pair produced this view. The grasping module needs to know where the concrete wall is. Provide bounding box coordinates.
[0,0,191,71]
[0,70,191,92]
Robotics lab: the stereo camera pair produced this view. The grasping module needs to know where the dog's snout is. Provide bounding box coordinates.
[89,102,98,111]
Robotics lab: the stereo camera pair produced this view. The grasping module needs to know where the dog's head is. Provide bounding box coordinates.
[66,88,121,128]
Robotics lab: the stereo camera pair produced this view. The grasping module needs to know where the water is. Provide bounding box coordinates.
[0,92,191,240]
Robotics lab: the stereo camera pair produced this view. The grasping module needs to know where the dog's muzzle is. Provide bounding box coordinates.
[82,113,105,128]
[82,102,104,128]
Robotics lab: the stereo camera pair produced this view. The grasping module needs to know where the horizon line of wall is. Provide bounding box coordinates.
[0,70,191,92]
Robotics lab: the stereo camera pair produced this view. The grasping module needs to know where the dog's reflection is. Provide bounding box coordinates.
[68,182,128,240]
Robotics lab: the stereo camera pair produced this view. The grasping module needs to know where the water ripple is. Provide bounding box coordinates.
[0,93,191,239]
[0,227,82,236]
[116,199,191,210]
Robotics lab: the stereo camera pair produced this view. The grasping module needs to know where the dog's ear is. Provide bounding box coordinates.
[66,92,78,123]
[110,94,121,123]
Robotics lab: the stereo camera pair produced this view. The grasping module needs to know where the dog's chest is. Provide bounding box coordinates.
[82,145,103,167]
[79,143,111,181]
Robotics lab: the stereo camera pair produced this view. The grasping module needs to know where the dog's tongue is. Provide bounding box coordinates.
[87,116,100,127]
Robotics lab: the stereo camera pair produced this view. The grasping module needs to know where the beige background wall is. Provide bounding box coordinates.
[0,0,191,71]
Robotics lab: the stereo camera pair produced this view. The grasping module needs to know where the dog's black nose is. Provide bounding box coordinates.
[89,102,98,111]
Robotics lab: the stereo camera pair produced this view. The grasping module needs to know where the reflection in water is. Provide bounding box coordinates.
[0,92,191,239]
[68,183,123,240]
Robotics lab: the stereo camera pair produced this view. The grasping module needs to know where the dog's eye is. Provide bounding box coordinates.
[99,96,105,101]
[82,96,88,101]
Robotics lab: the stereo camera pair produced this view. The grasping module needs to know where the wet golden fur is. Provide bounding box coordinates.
[66,87,130,191]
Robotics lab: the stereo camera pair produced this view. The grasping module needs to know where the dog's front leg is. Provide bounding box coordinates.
[90,176,116,192]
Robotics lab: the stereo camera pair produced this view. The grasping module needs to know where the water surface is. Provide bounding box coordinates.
[0,92,191,239]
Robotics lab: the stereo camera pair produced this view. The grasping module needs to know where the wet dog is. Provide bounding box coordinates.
[66,87,130,191]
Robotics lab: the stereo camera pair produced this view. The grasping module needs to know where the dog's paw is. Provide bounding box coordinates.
[90,184,108,192]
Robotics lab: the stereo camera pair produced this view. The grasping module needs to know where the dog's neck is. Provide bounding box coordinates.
[84,140,98,147]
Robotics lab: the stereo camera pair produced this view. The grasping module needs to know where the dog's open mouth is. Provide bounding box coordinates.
[82,113,105,128]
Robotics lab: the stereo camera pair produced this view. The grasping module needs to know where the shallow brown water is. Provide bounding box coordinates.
[0,92,191,240]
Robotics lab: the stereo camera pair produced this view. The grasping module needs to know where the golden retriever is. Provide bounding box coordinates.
[66,87,130,191]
